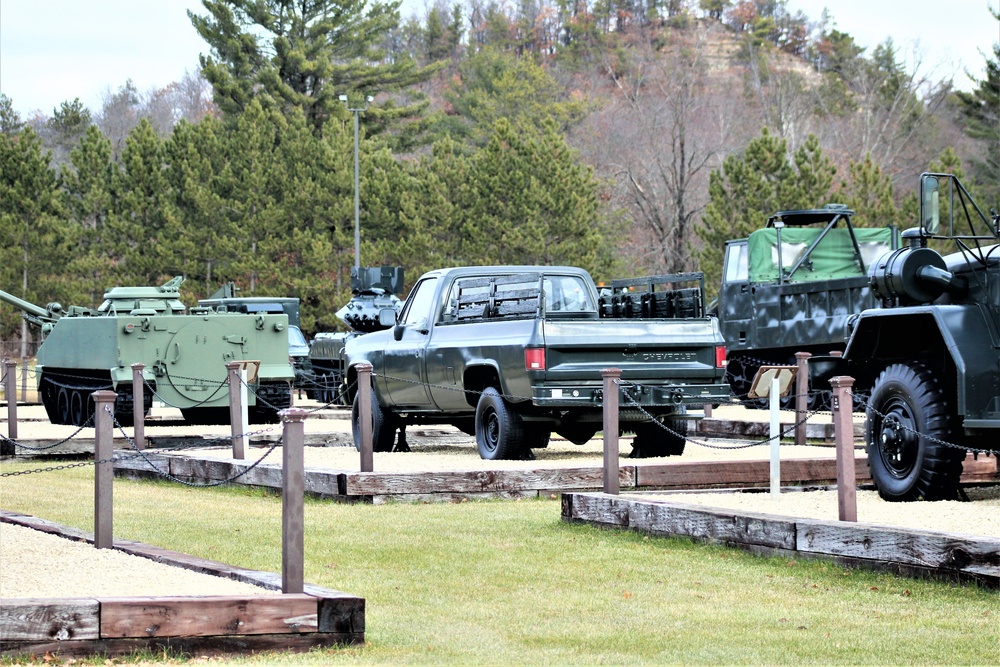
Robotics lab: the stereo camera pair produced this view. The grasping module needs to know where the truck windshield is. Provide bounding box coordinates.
[544,275,596,313]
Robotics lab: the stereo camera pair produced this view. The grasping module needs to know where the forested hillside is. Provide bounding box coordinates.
[1,0,997,349]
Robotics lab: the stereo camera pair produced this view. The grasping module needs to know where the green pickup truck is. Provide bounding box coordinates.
[343,266,729,460]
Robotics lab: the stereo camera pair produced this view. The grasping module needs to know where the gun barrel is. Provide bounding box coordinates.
[0,289,53,320]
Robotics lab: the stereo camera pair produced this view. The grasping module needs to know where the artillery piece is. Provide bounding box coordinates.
[0,277,294,426]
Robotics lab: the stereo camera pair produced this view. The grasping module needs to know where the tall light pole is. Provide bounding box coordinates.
[339,94,373,270]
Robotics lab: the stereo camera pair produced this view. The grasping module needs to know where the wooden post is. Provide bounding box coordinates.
[828,350,843,423]
[131,363,145,451]
[19,356,27,403]
[281,407,307,594]
[794,352,811,446]
[4,359,17,442]
[703,403,712,418]
[356,363,373,473]
[226,361,246,459]
[93,390,117,549]
[830,375,858,522]
[602,368,621,495]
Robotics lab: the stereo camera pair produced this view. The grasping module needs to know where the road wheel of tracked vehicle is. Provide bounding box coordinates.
[56,387,71,425]
[865,362,965,501]
[352,388,397,452]
[475,387,526,460]
[69,390,85,426]
[629,419,688,458]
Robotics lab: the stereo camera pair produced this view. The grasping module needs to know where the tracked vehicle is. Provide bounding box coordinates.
[0,277,294,426]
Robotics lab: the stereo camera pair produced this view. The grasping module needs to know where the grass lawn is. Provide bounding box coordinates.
[1,459,997,665]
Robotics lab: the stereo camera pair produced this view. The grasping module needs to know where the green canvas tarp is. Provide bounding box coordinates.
[747,226,896,283]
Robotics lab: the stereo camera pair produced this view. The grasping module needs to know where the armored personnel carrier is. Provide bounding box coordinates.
[308,266,404,404]
[821,173,1000,501]
[0,277,294,426]
[197,285,311,390]
[716,205,898,406]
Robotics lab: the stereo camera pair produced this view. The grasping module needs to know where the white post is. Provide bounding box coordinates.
[769,375,781,497]
[240,368,249,447]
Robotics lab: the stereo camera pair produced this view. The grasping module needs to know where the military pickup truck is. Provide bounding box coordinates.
[343,266,729,460]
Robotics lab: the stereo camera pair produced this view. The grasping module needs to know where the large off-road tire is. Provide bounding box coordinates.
[630,419,688,458]
[475,387,526,460]
[352,388,398,452]
[865,362,966,501]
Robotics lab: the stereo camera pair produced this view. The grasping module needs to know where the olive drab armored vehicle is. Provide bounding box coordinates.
[716,205,898,406]
[818,173,1000,501]
[197,285,311,390]
[308,266,404,404]
[0,277,294,426]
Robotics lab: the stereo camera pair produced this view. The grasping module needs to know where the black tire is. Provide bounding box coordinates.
[352,388,397,452]
[865,362,965,501]
[56,387,70,425]
[630,419,688,458]
[475,387,526,460]
[523,426,551,450]
[69,389,84,426]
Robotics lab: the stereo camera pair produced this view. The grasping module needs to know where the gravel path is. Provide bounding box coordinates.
[3,402,997,600]
[0,523,270,599]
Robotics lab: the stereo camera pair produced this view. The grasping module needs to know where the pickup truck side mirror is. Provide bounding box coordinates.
[393,323,404,341]
[378,308,397,327]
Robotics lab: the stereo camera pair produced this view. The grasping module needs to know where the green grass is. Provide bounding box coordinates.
[1,458,998,666]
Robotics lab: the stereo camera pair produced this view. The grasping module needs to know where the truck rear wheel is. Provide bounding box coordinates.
[865,362,965,501]
[352,388,398,452]
[630,419,687,458]
[475,387,526,460]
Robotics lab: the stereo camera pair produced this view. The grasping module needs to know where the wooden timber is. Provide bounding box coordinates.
[562,493,1000,587]
[109,448,998,503]
[0,510,364,659]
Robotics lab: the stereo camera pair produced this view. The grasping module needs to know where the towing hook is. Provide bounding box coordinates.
[670,390,684,405]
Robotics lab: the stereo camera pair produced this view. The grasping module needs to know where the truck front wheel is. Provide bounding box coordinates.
[865,362,965,501]
[475,387,526,460]
[352,388,398,453]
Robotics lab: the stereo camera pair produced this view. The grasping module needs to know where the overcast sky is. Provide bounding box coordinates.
[1,0,997,119]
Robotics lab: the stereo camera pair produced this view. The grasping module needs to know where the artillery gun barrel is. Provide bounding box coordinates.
[0,289,53,320]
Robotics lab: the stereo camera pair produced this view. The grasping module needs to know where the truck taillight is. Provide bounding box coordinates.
[716,346,727,368]
[525,348,546,371]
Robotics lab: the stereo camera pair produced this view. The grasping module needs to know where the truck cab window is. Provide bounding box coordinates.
[400,277,439,328]
[544,276,596,312]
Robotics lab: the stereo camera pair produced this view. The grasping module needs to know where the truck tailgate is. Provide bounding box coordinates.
[540,319,722,381]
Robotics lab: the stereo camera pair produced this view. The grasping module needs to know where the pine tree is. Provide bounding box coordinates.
[955,7,999,207]
[696,128,835,298]
[190,0,440,137]
[0,127,66,350]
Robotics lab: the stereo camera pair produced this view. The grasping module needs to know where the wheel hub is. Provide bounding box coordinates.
[878,405,918,477]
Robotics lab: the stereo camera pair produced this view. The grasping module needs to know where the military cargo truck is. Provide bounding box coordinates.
[822,173,1000,501]
[344,266,729,460]
[717,205,898,405]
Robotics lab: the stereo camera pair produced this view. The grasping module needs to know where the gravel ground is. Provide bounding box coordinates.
[2,402,997,600]
[0,523,270,599]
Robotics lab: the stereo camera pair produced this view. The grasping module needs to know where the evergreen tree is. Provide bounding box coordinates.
[112,119,184,283]
[0,94,24,135]
[46,99,93,168]
[696,128,834,297]
[61,126,118,304]
[955,7,999,207]
[0,128,66,350]
[444,46,587,145]
[189,0,440,137]
[838,153,902,229]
